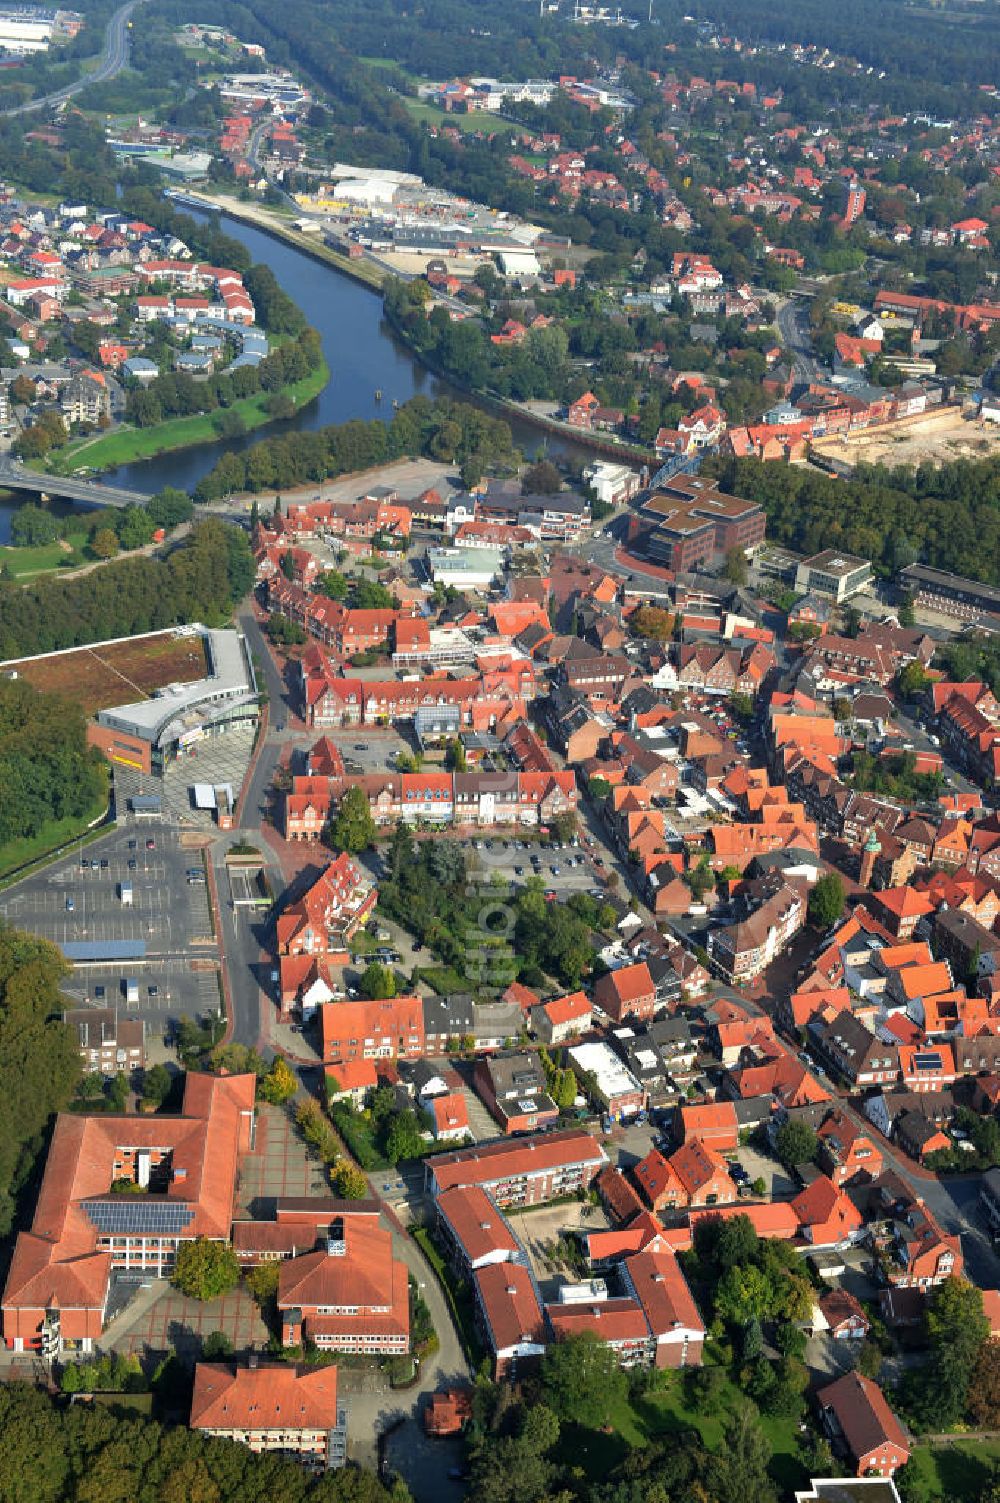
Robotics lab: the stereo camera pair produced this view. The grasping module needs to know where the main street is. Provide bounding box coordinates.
[2,0,144,117]
[776,295,822,383]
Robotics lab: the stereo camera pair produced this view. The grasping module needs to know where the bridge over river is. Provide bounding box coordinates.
[0,459,149,510]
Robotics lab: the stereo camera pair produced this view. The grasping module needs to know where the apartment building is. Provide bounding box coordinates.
[426,1131,608,1209]
[64,1007,145,1078]
[190,1360,347,1470]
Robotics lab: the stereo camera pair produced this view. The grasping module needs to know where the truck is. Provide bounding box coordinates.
[124,977,139,1004]
[119,882,133,906]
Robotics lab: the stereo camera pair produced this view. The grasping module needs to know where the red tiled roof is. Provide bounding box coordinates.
[474,1261,545,1352]
[191,1361,339,1431]
[429,1130,606,1194]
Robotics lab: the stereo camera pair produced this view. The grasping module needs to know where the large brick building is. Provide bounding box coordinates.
[2,1073,256,1355]
[426,1131,607,1208]
[639,477,765,572]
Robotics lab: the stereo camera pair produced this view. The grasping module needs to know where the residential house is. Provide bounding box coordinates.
[473,1054,560,1136]
[817,1371,910,1477]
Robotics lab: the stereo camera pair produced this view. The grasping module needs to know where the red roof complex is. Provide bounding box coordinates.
[278,1216,410,1354]
[3,1073,256,1355]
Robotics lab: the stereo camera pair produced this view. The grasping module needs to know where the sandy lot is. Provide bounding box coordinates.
[812,407,1000,469]
[5,631,208,716]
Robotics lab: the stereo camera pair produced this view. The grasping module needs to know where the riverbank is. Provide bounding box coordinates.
[171,190,388,291]
[39,358,330,477]
[176,190,655,469]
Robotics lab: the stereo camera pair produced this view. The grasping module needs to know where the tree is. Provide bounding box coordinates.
[360,961,397,1000]
[385,1108,424,1164]
[629,605,674,642]
[171,1237,240,1301]
[725,547,749,585]
[141,1063,171,1109]
[10,504,59,548]
[774,1118,819,1170]
[522,459,562,494]
[201,1330,233,1359]
[709,1401,777,1503]
[809,872,845,930]
[257,1055,297,1104]
[922,1275,989,1428]
[969,1338,1000,1428]
[898,659,930,700]
[715,1263,775,1326]
[332,1158,369,1199]
[330,785,376,853]
[541,1330,627,1428]
[91,528,120,560]
[898,592,916,628]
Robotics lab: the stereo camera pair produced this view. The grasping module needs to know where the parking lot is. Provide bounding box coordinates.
[0,825,223,1031]
[114,726,257,830]
[461,837,602,893]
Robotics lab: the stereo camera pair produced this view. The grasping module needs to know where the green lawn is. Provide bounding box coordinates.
[44,359,329,475]
[906,1440,1000,1501]
[401,98,516,135]
[0,771,110,886]
[0,525,89,579]
[554,1374,806,1495]
[412,1224,485,1366]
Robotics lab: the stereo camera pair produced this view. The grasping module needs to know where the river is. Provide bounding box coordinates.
[0,209,594,540]
[98,210,591,497]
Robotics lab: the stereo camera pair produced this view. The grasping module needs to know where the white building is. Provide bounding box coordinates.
[583,461,641,508]
[428,546,504,590]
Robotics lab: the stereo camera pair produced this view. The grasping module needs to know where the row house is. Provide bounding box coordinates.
[809,1011,900,1088]
[320,996,426,1065]
[284,768,578,838]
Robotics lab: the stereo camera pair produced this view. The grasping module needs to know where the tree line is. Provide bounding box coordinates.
[0,1381,409,1503]
[0,679,106,852]
[192,393,516,501]
[0,520,254,659]
[0,923,81,1239]
[712,454,1000,587]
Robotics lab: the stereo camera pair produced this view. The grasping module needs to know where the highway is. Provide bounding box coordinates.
[2,0,144,117]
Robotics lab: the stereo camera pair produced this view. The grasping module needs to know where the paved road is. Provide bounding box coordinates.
[2,0,144,116]
[777,296,822,383]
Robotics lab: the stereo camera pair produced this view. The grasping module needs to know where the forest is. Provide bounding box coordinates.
[0,679,107,853]
[192,394,518,501]
[0,520,254,659]
[0,1381,408,1503]
[712,454,1000,587]
[0,925,80,1240]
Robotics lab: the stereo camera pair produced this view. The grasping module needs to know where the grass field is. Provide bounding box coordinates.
[45,359,329,475]
[0,525,90,580]
[6,631,208,716]
[906,1439,1000,1501]
[553,1373,806,1495]
[401,98,515,135]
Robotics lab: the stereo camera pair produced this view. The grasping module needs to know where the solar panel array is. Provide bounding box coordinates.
[913,1052,943,1071]
[82,1199,195,1236]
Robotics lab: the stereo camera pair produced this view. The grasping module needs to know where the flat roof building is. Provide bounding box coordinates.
[89,627,258,775]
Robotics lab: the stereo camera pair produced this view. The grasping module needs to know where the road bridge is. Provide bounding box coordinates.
[0,459,149,509]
